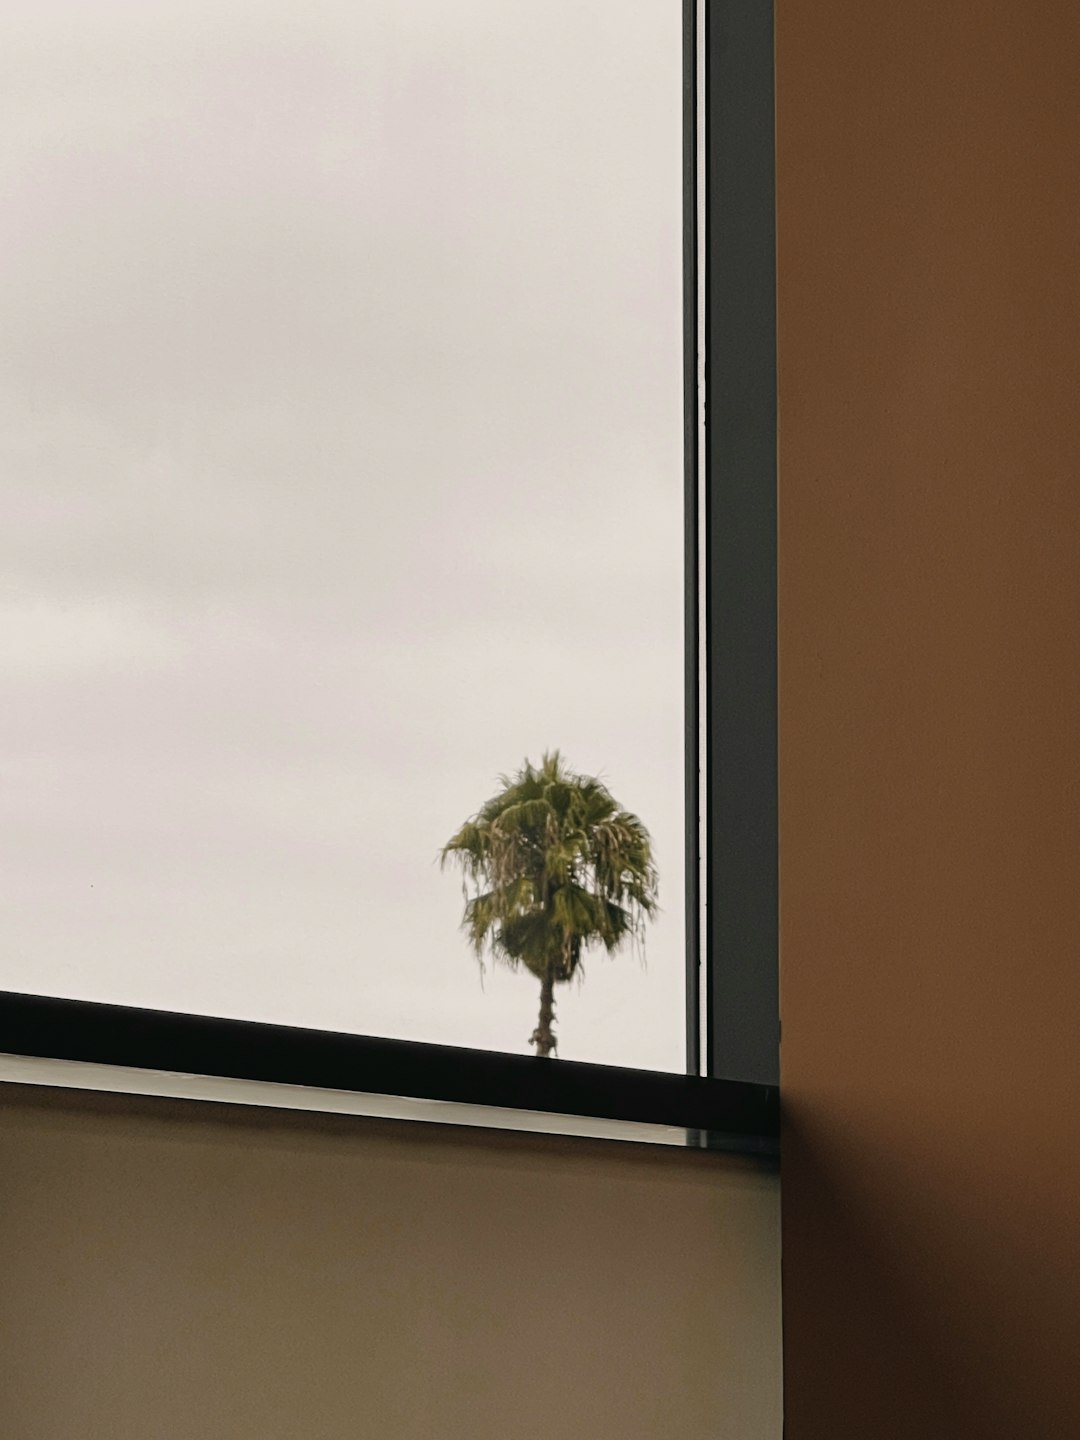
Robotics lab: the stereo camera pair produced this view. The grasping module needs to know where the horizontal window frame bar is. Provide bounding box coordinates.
[0,991,778,1154]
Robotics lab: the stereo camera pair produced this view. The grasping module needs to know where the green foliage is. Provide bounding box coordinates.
[440,751,659,994]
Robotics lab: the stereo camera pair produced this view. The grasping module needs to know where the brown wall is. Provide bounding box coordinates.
[777,1,1080,1435]
[0,1085,780,1439]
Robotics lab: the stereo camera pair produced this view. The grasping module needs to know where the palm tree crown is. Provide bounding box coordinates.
[440,751,658,1056]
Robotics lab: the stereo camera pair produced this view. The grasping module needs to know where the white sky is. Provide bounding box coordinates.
[1,0,686,1071]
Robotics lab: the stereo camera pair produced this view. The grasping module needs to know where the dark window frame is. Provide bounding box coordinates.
[696,0,779,1089]
[0,990,777,1153]
[0,0,777,1149]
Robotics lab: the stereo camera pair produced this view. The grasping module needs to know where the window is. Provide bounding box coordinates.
[1,1,776,1144]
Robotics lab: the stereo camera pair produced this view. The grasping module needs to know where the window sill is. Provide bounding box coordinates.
[0,991,778,1159]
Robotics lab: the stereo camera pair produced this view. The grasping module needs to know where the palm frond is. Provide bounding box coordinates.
[441,753,659,995]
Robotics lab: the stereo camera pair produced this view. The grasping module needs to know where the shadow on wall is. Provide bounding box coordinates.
[782,1106,1075,1440]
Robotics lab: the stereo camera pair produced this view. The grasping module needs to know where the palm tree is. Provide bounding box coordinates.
[441,751,659,1057]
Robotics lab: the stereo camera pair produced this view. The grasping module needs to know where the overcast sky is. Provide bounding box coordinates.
[1,0,686,1071]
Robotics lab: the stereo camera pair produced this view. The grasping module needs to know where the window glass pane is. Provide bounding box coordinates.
[2,0,685,1070]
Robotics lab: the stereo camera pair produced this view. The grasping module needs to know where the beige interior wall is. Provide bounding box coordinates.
[0,1084,780,1439]
[777,0,1080,1434]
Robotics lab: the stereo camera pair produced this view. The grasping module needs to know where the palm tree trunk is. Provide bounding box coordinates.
[532,969,557,1057]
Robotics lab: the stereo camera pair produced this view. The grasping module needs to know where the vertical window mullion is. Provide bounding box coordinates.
[701,0,778,1087]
